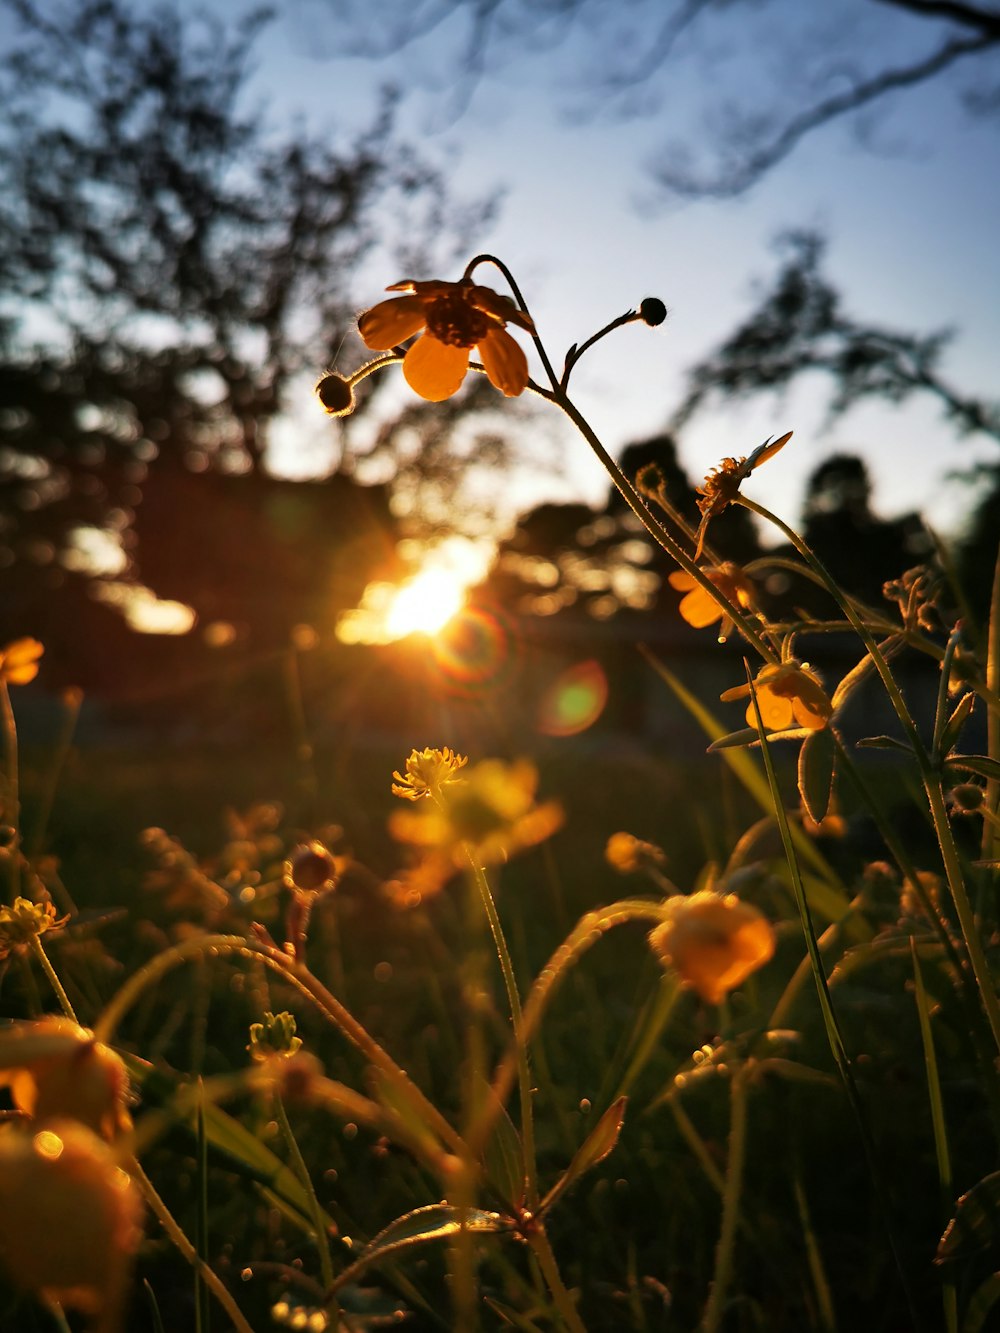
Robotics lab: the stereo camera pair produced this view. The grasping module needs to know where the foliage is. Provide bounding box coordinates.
[2,253,1000,1333]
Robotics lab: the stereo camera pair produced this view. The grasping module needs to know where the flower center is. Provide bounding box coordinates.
[425,292,491,348]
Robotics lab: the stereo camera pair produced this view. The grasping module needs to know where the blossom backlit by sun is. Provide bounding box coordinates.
[668,562,754,640]
[721,660,832,732]
[358,277,535,401]
[648,891,775,1004]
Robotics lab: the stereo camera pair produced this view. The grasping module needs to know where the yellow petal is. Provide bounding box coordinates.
[478,326,528,397]
[403,334,470,401]
[667,571,696,592]
[0,637,43,685]
[358,296,428,350]
[745,687,792,730]
[679,589,721,629]
[469,284,536,333]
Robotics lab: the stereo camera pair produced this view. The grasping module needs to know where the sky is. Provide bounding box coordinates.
[235,0,1000,548]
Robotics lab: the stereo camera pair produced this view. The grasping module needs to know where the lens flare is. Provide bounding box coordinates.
[431,605,512,694]
[537,659,608,736]
[384,568,465,637]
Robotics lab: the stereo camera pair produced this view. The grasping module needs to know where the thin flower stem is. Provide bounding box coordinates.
[274,1093,337,1294]
[701,1066,749,1333]
[465,851,538,1208]
[553,390,778,666]
[463,252,561,392]
[130,1157,256,1333]
[526,1223,587,1333]
[93,934,467,1158]
[472,900,667,1157]
[31,936,78,1022]
[740,494,1000,1059]
[0,681,21,903]
[560,310,641,389]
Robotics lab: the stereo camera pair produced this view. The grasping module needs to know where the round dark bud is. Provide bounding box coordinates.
[286,841,337,893]
[316,373,354,416]
[639,297,667,327]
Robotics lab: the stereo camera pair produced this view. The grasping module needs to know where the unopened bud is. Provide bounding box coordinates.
[639,297,667,327]
[316,373,354,417]
[285,841,337,893]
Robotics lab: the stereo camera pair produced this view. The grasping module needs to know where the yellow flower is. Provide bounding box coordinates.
[359,278,535,401]
[390,758,562,865]
[0,896,67,960]
[392,746,469,801]
[248,1011,303,1063]
[605,832,665,875]
[721,660,832,732]
[693,432,791,556]
[0,637,43,686]
[0,1119,141,1329]
[668,563,754,638]
[648,891,775,1004]
[0,1016,132,1141]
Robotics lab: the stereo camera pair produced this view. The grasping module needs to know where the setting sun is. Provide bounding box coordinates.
[384,567,465,637]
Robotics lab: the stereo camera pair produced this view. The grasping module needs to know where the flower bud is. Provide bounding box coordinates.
[316,373,354,417]
[285,841,337,893]
[639,297,667,327]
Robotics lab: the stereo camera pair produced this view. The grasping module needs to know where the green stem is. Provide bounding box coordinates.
[31,936,78,1022]
[472,900,667,1157]
[130,1157,256,1333]
[526,1223,587,1333]
[741,495,1000,1059]
[1,681,21,903]
[94,934,466,1158]
[274,1093,337,1293]
[701,1067,749,1333]
[466,852,538,1207]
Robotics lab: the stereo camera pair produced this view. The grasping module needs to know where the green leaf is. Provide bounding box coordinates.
[476,1078,525,1211]
[367,1065,445,1164]
[540,1096,626,1216]
[707,727,759,751]
[856,735,914,753]
[945,755,1000,782]
[938,1172,1000,1263]
[798,726,836,823]
[333,1204,511,1293]
[939,691,976,757]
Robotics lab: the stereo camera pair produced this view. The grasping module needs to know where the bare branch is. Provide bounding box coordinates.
[652,29,996,197]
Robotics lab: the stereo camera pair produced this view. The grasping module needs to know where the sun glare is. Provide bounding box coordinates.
[337,538,489,646]
[384,568,465,637]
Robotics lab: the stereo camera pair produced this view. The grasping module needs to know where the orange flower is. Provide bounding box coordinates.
[648,891,775,1004]
[0,1016,132,1141]
[0,637,43,686]
[390,758,562,865]
[693,432,791,556]
[0,1119,142,1330]
[721,660,832,732]
[359,278,535,401]
[668,563,754,638]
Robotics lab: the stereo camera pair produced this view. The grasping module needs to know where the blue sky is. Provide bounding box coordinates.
[137,1,1000,538]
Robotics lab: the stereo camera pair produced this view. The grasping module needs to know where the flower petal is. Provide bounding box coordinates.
[358,296,428,351]
[744,687,793,730]
[667,572,697,593]
[678,589,721,629]
[478,326,529,397]
[403,334,470,401]
[468,284,536,333]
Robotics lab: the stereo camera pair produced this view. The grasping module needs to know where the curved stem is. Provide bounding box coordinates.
[471,900,667,1156]
[94,934,466,1158]
[129,1157,256,1333]
[466,852,538,1208]
[527,1222,588,1333]
[740,495,1000,1059]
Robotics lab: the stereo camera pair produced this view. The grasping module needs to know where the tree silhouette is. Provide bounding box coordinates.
[319,0,1000,197]
[0,0,496,689]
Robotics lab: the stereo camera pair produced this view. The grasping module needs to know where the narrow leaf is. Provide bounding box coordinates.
[540,1096,626,1216]
[332,1204,511,1293]
[938,1172,1000,1263]
[798,727,835,823]
[856,735,914,753]
[945,755,1000,782]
